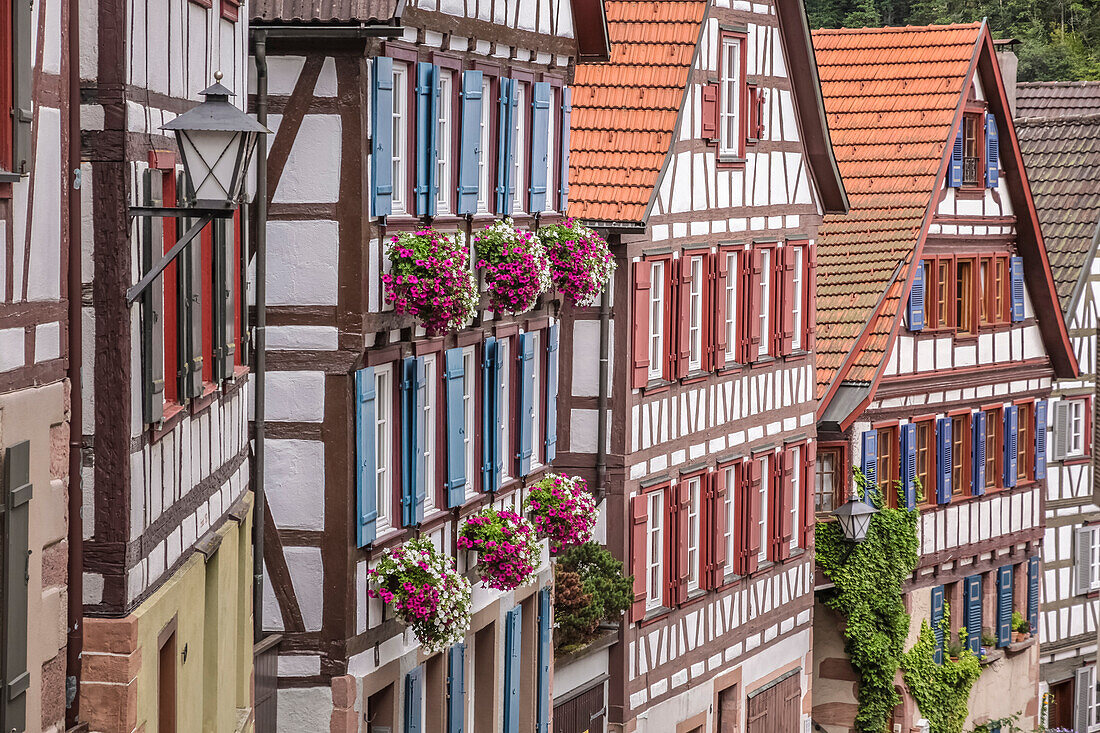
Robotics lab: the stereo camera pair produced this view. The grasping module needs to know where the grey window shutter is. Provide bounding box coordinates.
[179,173,204,400]
[1054,401,1071,461]
[1077,665,1094,733]
[212,218,235,381]
[2,441,32,733]
[141,170,165,423]
[1077,527,1094,595]
[11,0,31,175]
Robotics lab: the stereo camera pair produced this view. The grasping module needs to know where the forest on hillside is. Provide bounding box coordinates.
[805,0,1100,81]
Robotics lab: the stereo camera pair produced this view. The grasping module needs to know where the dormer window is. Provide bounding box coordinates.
[950,110,999,189]
[962,113,982,186]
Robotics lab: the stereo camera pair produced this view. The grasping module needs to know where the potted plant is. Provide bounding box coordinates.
[554,542,633,654]
[1011,610,1030,641]
[525,473,598,555]
[382,228,478,335]
[473,219,551,314]
[366,537,472,654]
[538,219,616,307]
[457,507,541,591]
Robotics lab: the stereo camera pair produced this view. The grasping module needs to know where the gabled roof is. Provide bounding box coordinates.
[1016,110,1100,316]
[811,22,1078,418]
[568,0,847,226]
[1017,81,1100,119]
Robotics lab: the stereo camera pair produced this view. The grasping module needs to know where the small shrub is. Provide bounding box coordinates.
[553,542,632,653]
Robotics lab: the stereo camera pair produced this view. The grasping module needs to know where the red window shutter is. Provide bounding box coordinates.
[805,245,816,352]
[677,256,692,378]
[746,83,759,140]
[801,441,816,548]
[632,261,651,389]
[772,253,784,358]
[748,249,764,363]
[781,446,796,550]
[781,246,796,356]
[701,83,719,140]
[754,86,766,139]
[714,251,728,368]
[743,459,761,575]
[631,494,649,621]
[711,469,728,587]
[675,481,690,604]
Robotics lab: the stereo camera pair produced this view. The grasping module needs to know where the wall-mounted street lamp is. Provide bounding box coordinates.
[833,486,878,544]
[126,72,269,304]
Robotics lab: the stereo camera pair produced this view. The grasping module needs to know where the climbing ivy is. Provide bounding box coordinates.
[901,605,982,733]
[816,471,920,733]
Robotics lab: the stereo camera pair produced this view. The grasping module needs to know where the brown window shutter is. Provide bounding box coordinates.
[713,251,728,368]
[675,481,690,604]
[748,249,764,363]
[3,441,31,733]
[781,446,796,547]
[772,253,785,358]
[140,170,166,424]
[754,86,767,139]
[805,244,816,352]
[632,261,651,389]
[801,441,816,548]
[701,82,719,141]
[743,459,760,575]
[781,246,796,355]
[711,469,728,587]
[746,83,759,140]
[630,494,649,621]
[677,256,692,378]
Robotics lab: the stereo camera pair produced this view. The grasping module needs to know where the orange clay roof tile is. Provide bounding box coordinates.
[811,22,982,397]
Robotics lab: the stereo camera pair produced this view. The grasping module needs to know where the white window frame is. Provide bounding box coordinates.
[724,465,737,570]
[725,250,740,364]
[791,246,805,352]
[435,69,452,214]
[512,82,527,215]
[1069,398,1087,458]
[719,35,743,158]
[375,365,393,533]
[816,450,836,514]
[758,454,770,562]
[645,491,665,610]
[530,329,543,468]
[758,248,771,357]
[688,255,704,372]
[790,445,802,551]
[421,355,437,514]
[686,476,702,592]
[649,261,666,380]
[462,347,476,499]
[499,338,511,484]
[477,77,491,214]
[391,63,408,215]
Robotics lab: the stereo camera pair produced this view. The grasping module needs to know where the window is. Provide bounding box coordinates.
[1017,402,1032,482]
[462,348,476,496]
[375,366,392,532]
[688,255,704,372]
[916,420,934,504]
[435,70,452,214]
[724,250,740,364]
[1076,527,1100,596]
[645,491,664,610]
[649,261,666,380]
[791,245,805,351]
[512,82,527,215]
[719,33,743,158]
[421,355,437,513]
[815,448,841,514]
[758,248,771,357]
[686,476,702,592]
[876,427,898,505]
[962,112,982,186]
[717,684,740,733]
[544,86,556,212]
[985,408,1001,490]
[951,414,969,496]
[1057,398,1088,459]
[790,445,802,551]
[531,330,543,468]
[956,259,973,334]
[499,338,512,483]
[979,259,990,324]
[994,257,1008,322]
[477,77,491,214]
[758,454,770,562]
[936,259,951,329]
[391,63,408,214]
[724,465,738,568]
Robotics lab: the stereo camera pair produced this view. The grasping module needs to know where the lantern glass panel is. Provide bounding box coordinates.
[177,128,256,206]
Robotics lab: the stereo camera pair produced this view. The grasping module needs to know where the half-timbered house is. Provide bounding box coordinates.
[0,0,75,726]
[1016,81,1100,731]
[247,2,608,730]
[560,0,847,729]
[809,23,1077,732]
[75,0,256,729]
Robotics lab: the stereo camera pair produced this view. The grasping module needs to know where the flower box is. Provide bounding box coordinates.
[383,229,478,335]
[539,219,616,307]
[458,507,540,591]
[525,473,598,555]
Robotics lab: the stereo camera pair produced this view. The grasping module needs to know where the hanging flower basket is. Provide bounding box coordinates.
[382,228,478,335]
[457,507,541,591]
[538,219,616,307]
[473,219,551,314]
[525,473,598,555]
[366,537,472,654]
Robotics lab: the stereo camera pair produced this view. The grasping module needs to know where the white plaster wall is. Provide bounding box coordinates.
[266,220,340,306]
[265,439,326,530]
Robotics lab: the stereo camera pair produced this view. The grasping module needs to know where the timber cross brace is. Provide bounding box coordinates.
[125,206,234,305]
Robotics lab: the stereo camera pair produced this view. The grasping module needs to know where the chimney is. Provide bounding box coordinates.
[995,43,1020,117]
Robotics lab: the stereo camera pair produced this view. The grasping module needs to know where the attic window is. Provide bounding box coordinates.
[962,113,982,186]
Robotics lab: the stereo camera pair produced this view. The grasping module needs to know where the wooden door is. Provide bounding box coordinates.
[552,683,604,733]
[747,672,801,733]
[1049,678,1074,730]
[158,626,177,733]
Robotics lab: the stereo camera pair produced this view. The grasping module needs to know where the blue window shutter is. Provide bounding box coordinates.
[496,78,514,214]
[908,261,925,331]
[481,338,497,492]
[354,367,378,547]
[997,565,1013,647]
[545,323,560,465]
[1005,406,1019,487]
[447,644,465,733]
[949,129,964,188]
[1010,256,1025,322]
[985,113,999,187]
[457,70,483,215]
[1035,399,1048,480]
[972,411,986,496]
[506,80,519,211]
[414,357,427,517]
[400,356,419,527]
[537,587,552,733]
[1028,555,1039,635]
[931,585,945,664]
[444,347,467,507]
[493,342,505,489]
[528,81,551,212]
[559,87,571,211]
[965,574,982,655]
[370,57,394,217]
[936,417,952,504]
[518,332,535,476]
[429,64,440,216]
[860,430,877,504]
[902,423,917,509]
[415,62,437,217]
[404,666,423,733]
[504,606,522,733]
